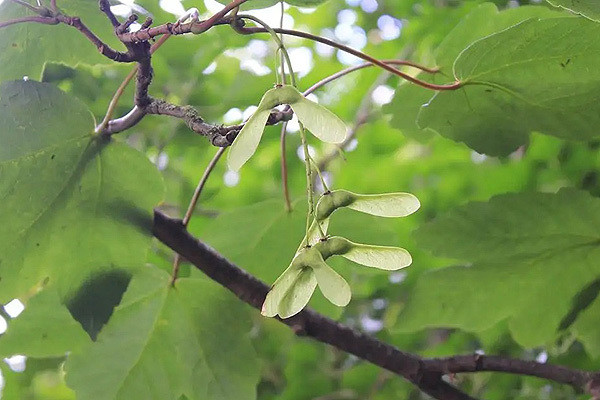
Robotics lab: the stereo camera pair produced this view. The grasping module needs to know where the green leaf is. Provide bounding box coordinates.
[66,267,259,400]
[0,287,90,358]
[419,17,600,156]
[547,0,600,21]
[0,1,124,82]
[66,270,132,340]
[386,3,564,144]
[402,189,600,347]
[0,80,164,302]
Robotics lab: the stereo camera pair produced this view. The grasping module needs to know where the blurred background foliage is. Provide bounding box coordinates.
[2,0,599,398]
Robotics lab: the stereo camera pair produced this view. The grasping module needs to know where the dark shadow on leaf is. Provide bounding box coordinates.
[558,277,600,331]
[66,270,131,340]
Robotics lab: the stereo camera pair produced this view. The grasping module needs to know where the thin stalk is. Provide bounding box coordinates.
[280,122,292,212]
[298,122,323,238]
[171,147,226,286]
[8,0,39,12]
[278,2,292,212]
[310,157,329,192]
[303,59,438,97]
[236,25,461,91]
[237,14,296,88]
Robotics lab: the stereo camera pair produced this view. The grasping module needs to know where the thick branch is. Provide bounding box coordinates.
[423,354,597,390]
[152,210,600,399]
[153,210,476,400]
[102,98,293,146]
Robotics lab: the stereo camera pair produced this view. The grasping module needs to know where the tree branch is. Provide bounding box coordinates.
[152,210,600,399]
[101,98,293,146]
[422,354,598,390]
[0,4,133,62]
[152,210,600,400]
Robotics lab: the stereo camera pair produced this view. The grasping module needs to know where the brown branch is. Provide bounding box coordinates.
[55,14,134,62]
[423,354,598,389]
[233,23,460,92]
[116,0,248,43]
[0,4,132,62]
[101,98,293,146]
[0,15,57,28]
[153,211,473,400]
[152,210,600,400]
[98,0,120,28]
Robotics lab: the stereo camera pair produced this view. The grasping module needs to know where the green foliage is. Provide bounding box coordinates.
[420,17,600,156]
[0,80,163,303]
[387,3,563,148]
[3,0,600,399]
[65,267,259,400]
[401,189,600,347]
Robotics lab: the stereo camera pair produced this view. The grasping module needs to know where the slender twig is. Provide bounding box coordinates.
[238,14,296,88]
[0,15,56,28]
[8,0,39,13]
[303,59,437,97]
[55,14,134,62]
[235,25,460,91]
[0,11,133,62]
[96,10,211,134]
[98,0,120,28]
[280,122,293,212]
[278,2,292,213]
[171,148,226,286]
[96,68,137,133]
[50,0,57,12]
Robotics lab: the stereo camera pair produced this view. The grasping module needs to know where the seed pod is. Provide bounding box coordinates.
[316,236,412,270]
[347,191,420,218]
[316,190,420,221]
[315,190,354,221]
[228,85,347,171]
[308,250,351,307]
[262,263,317,319]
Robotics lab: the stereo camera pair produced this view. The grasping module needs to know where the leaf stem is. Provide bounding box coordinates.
[236,25,460,91]
[310,157,329,192]
[303,59,438,97]
[171,147,226,286]
[8,0,40,13]
[236,14,296,88]
[280,122,293,213]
